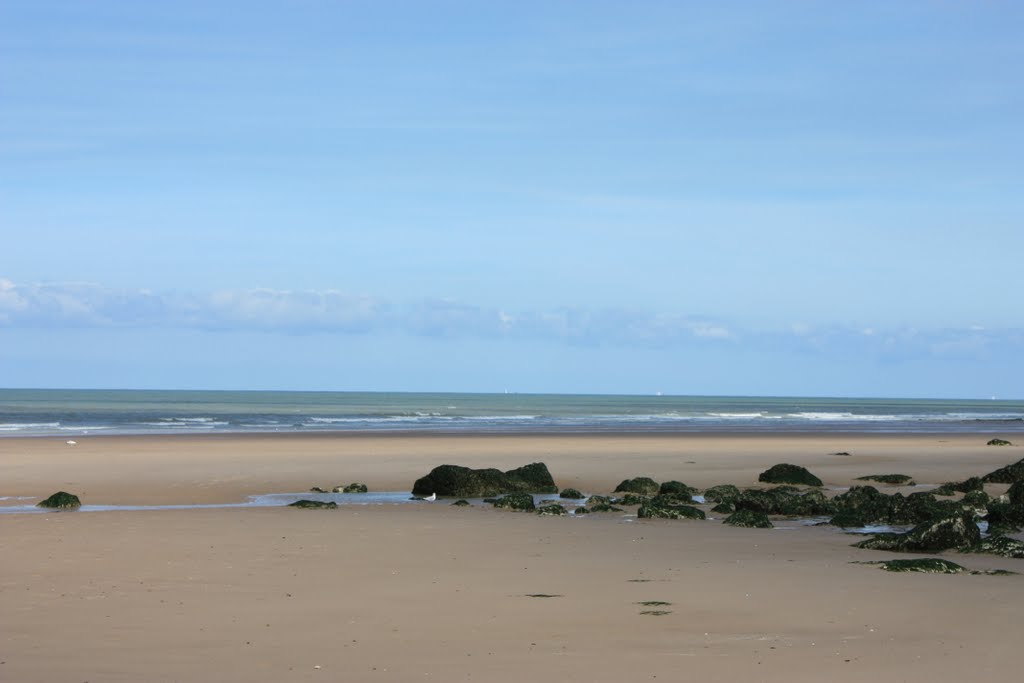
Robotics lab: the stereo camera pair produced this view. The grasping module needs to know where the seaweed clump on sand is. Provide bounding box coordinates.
[37,491,81,509]
[879,558,965,574]
[757,464,823,487]
[855,474,915,486]
[288,500,338,509]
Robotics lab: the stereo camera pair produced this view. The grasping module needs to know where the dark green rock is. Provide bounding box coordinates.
[856,512,981,552]
[962,536,1024,559]
[830,485,890,527]
[491,493,536,511]
[710,502,735,514]
[586,495,613,506]
[343,483,368,493]
[888,492,960,525]
[758,464,823,487]
[310,486,328,493]
[879,558,965,573]
[36,491,81,509]
[961,489,990,509]
[615,493,651,506]
[703,484,741,504]
[1008,480,1024,506]
[723,509,773,528]
[574,506,591,515]
[451,499,471,506]
[559,488,584,499]
[411,462,557,497]
[648,493,693,507]
[855,474,915,485]
[288,499,338,509]
[735,487,834,517]
[984,499,1024,535]
[981,457,1024,484]
[987,438,1013,446]
[638,504,705,520]
[537,503,567,516]
[658,480,697,498]
[588,503,624,513]
[613,477,660,497]
[938,477,984,495]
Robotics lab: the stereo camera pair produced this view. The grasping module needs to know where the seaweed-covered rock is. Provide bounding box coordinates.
[573,506,590,515]
[1008,480,1024,506]
[961,489,990,509]
[342,483,368,493]
[723,509,773,528]
[586,495,613,506]
[735,487,833,517]
[987,438,1013,446]
[37,491,81,509]
[981,457,1024,484]
[492,493,536,511]
[879,558,965,574]
[856,512,981,553]
[658,480,697,498]
[311,486,328,493]
[613,477,660,497]
[588,503,624,513]
[934,477,984,497]
[638,504,705,520]
[703,484,741,505]
[537,503,568,516]
[984,499,1024,535]
[888,492,960,525]
[559,488,584,499]
[962,535,1024,559]
[411,462,557,497]
[451,499,471,506]
[855,474,915,486]
[615,493,651,506]
[710,502,735,514]
[829,485,890,527]
[758,464,823,487]
[648,493,694,508]
[288,499,338,509]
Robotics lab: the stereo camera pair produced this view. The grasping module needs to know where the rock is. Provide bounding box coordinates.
[887,492,960,525]
[984,500,1024,534]
[757,464,823,487]
[451,499,471,506]
[648,493,693,507]
[723,509,773,528]
[588,503,624,513]
[658,481,697,498]
[288,500,338,509]
[933,477,983,497]
[735,487,834,517]
[981,457,1024,484]
[310,486,328,493]
[829,486,891,527]
[613,477,660,497]
[987,438,1013,446]
[855,512,981,552]
[638,504,705,520]
[491,493,536,511]
[537,503,568,516]
[615,493,651,506]
[36,491,81,509]
[855,474,915,486]
[559,488,584,499]
[879,558,966,574]
[411,462,557,497]
[831,451,852,456]
[586,495,613,506]
[342,483,368,493]
[710,502,735,514]
[961,489,990,509]
[703,484,741,505]
[1008,480,1024,506]
[573,506,590,514]
[962,536,1024,559]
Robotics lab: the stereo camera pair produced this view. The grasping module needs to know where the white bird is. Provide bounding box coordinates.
[65,440,77,446]
[425,493,436,502]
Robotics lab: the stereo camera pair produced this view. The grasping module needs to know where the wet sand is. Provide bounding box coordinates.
[1,432,1022,681]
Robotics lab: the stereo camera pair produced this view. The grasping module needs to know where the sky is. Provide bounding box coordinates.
[1,0,1022,397]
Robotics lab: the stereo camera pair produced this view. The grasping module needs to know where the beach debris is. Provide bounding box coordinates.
[491,493,536,511]
[36,491,81,509]
[758,463,824,487]
[558,487,584,499]
[65,440,77,446]
[879,558,966,574]
[855,511,981,553]
[450,499,471,506]
[411,462,556,498]
[537,503,568,516]
[288,500,338,509]
[987,438,1013,446]
[613,477,660,497]
[638,503,704,520]
[856,474,916,486]
[636,601,672,606]
[723,509,773,528]
[639,610,672,616]
[981,456,1024,484]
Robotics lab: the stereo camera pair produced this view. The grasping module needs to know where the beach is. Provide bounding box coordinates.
[2,432,1022,681]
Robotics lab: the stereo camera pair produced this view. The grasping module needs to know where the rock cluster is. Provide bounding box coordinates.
[412,462,557,498]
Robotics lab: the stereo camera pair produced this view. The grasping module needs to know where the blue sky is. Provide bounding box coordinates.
[2,1,1022,397]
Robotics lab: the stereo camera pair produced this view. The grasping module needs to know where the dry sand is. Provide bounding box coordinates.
[1,432,1022,682]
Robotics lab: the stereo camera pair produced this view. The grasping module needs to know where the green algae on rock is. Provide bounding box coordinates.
[723,509,773,528]
[491,492,536,511]
[588,503,624,513]
[412,462,557,497]
[758,464,823,487]
[855,474,916,485]
[638,504,705,520]
[962,535,1024,559]
[613,477,661,497]
[288,499,338,509]
[987,438,1013,446]
[981,457,1024,484]
[855,512,981,553]
[342,483,368,493]
[451,499,471,506]
[658,480,697,498]
[559,488,584,499]
[879,558,965,573]
[37,491,81,509]
[537,503,568,516]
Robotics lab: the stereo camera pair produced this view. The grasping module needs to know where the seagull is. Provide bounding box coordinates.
[65,440,77,446]
[425,493,436,502]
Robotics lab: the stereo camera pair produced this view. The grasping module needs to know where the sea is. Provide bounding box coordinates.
[1,388,1022,437]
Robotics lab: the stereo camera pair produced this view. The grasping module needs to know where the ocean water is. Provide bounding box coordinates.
[0,389,1022,437]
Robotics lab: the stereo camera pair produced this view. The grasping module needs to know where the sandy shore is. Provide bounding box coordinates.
[2,432,1022,681]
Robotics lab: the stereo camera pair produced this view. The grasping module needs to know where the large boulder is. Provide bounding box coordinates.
[758,464,823,487]
[982,457,1024,484]
[829,485,891,527]
[613,477,660,496]
[411,462,557,497]
[735,487,833,517]
[856,512,981,553]
[37,491,81,509]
